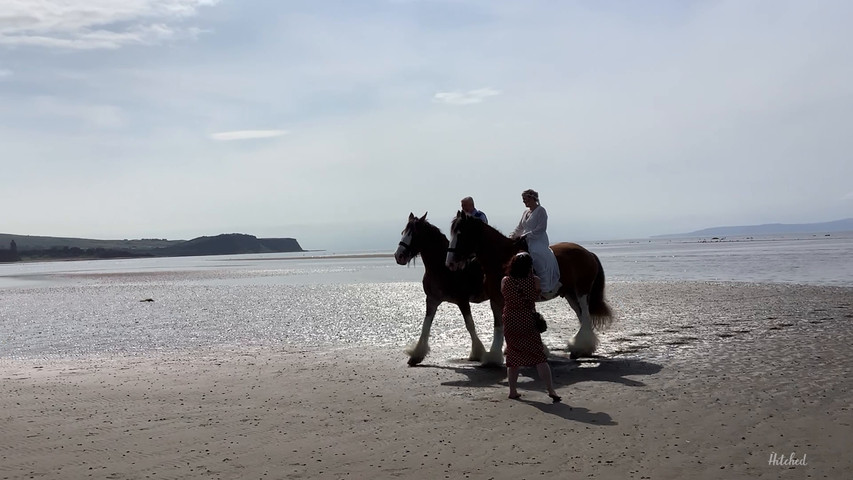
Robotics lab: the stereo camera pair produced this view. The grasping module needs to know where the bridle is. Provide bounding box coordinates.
[446,230,473,261]
[398,225,417,256]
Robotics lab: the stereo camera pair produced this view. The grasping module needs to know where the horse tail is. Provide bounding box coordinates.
[589,253,613,330]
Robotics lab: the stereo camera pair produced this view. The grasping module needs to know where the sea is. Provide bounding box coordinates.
[1,232,851,361]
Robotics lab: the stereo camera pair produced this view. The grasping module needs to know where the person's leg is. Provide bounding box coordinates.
[507,366,520,399]
[536,362,561,402]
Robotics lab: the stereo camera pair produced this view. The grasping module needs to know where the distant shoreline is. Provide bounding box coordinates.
[3,252,395,265]
[654,218,853,238]
[226,252,395,261]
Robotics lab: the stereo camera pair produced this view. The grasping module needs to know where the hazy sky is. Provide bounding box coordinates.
[1,0,851,250]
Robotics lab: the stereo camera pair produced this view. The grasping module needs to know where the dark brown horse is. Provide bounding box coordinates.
[445,211,613,363]
[395,212,497,366]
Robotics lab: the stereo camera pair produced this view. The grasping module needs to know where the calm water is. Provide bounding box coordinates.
[1,233,851,360]
[592,232,853,286]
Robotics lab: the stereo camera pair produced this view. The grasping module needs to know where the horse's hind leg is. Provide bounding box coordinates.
[567,294,598,358]
[458,302,486,361]
[406,297,440,366]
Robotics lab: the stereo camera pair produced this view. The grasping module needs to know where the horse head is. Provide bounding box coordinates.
[395,212,428,265]
[446,210,485,271]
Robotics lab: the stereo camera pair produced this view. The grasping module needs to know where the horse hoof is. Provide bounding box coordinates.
[407,357,424,366]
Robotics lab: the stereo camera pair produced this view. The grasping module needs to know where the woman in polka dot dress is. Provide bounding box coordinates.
[501,252,561,403]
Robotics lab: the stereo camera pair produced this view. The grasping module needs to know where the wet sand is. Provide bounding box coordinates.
[1,282,851,479]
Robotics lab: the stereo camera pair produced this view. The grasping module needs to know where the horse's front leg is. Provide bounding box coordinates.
[457,302,486,361]
[406,297,441,366]
[481,301,505,367]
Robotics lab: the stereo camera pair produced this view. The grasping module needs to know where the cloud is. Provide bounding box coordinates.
[209,130,290,141]
[433,88,501,105]
[843,192,853,201]
[0,69,11,78]
[3,1,852,246]
[0,0,217,50]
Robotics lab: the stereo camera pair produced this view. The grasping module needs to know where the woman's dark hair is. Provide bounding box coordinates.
[507,252,533,278]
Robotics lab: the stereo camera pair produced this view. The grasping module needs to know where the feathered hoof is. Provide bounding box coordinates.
[568,346,595,359]
[568,331,598,359]
[480,350,504,368]
[405,342,429,366]
[407,356,425,366]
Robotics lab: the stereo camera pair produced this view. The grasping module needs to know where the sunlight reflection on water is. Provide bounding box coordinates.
[1,234,850,360]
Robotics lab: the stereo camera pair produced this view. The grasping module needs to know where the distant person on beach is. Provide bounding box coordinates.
[460,196,488,224]
[509,189,561,295]
[502,252,561,403]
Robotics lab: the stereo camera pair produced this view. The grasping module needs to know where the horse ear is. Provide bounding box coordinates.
[456,210,464,218]
[409,212,415,221]
[420,212,428,221]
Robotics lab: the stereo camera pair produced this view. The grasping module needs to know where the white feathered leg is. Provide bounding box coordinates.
[568,294,598,358]
[482,327,504,366]
[406,300,438,365]
[481,304,504,367]
[463,311,486,361]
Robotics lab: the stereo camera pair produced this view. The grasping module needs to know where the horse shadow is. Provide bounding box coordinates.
[418,354,662,425]
[429,354,662,389]
[416,360,507,388]
[548,355,663,389]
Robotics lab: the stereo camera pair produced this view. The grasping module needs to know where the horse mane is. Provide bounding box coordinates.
[403,216,450,266]
[451,211,519,273]
[450,212,507,240]
[408,217,448,244]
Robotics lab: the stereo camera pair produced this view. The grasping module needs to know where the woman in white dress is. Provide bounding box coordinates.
[509,189,561,295]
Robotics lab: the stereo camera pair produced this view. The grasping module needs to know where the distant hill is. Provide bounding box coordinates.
[153,234,303,257]
[0,233,180,251]
[0,232,303,262]
[655,218,853,238]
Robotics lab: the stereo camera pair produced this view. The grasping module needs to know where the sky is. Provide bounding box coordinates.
[1,0,851,251]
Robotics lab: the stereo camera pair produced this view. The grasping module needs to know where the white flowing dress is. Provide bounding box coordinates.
[510,206,561,294]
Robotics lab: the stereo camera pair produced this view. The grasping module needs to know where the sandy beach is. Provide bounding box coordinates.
[2,282,851,479]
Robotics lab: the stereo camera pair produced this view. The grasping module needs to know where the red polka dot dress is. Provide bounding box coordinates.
[501,274,547,367]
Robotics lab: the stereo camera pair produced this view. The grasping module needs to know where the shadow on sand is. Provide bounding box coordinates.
[417,354,662,425]
[427,354,662,389]
[512,400,617,425]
